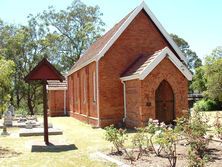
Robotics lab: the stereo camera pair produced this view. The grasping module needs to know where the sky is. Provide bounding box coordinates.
[0,0,222,60]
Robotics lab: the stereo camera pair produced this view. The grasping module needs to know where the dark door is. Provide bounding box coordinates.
[155,80,174,123]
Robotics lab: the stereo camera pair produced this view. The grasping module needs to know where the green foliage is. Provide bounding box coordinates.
[132,128,145,149]
[192,46,222,105]
[204,47,222,101]
[104,125,127,153]
[156,128,178,167]
[191,66,207,92]
[0,56,15,114]
[132,128,146,160]
[144,119,178,167]
[38,0,105,71]
[170,34,202,72]
[0,0,104,114]
[176,110,210,167]
[213,112,222,139]
[16,108,28,116]
[194,99,219,111]
[145,119,164,156]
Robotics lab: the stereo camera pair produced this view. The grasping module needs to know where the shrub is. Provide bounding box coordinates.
[104,125,127,153]
[176,110,210,167]
[193,99,218,111]
[132,128,146,160]
[16,108,28,116]
[156,128,178,167]
[145,119,163,156]
[214,112,222,139]
[146,119,178,167]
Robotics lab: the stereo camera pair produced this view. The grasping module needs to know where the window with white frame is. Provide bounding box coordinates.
[93,71,96,102]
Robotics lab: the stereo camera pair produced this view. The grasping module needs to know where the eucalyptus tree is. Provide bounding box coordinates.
[0,56,14,116]
[0,0,105,114]
[204,47,222,101]
[38,0,105,71]
[170,34,202,73]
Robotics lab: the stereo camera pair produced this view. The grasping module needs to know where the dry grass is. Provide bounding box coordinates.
[0,111,221,167]
[0,117,115,167]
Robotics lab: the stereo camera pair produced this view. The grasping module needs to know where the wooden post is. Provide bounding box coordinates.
[43,81,49,145]
[24,58,65,145]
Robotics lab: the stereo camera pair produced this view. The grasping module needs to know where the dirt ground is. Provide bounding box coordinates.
[107,140,222,167]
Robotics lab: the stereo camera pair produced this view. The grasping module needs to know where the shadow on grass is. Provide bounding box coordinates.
[0,147,22,158]
[207,148,222,161]
[31,144,78,152]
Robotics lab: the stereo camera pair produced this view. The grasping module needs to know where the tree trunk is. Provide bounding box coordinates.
[27,97,34,115]
[27,85,34,115]
[16,91,20,108]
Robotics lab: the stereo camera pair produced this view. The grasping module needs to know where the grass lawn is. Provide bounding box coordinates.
[0,117,116,167]
[0,111,221,167]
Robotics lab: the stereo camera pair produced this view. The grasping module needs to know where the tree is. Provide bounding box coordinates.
[204,47,222,101]
[170,34,202,72]
[0,0,105,115]
[0,56,15,116]
[38,0,105,71]
[191,46,222,108]
[190,66,207,93]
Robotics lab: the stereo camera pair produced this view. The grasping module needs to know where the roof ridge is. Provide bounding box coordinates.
[67,2,188,76]
[69,8,136,72]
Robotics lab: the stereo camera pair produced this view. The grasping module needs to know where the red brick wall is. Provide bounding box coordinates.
[67,62,98,125]
[99,10,172,127]
[125,80,143,128]
[125,57,188,127]
[67,10,188,127]
[48,90,66,116]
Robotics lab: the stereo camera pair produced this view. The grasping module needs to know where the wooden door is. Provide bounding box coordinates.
[155,80,174,123]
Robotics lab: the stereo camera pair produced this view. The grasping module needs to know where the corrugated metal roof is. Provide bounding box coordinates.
[47,80,67,90]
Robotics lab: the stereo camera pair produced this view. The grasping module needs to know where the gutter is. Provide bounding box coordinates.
[64,89,67,115]
[121,80,127,123]
[96,61,100,127]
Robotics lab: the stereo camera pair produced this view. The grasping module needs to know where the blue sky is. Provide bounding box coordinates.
[0,0,221,60]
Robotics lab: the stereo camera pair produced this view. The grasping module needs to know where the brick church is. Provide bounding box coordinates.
[49,2,192,127]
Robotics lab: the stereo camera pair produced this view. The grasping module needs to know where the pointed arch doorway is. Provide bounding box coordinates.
[155,80,175,123]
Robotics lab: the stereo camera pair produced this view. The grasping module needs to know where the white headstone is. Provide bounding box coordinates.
[4,110,13,126]
[8,104,15,116]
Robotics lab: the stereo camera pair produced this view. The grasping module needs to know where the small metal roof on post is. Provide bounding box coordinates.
[24,58,65,145]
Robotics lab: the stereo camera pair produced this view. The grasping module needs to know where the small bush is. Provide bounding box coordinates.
[16,108,28,116]
[194,99,218,111]
[176,110,210,167]
[214,112,222,139]
[104,125,127,153]
[132,128,146,160]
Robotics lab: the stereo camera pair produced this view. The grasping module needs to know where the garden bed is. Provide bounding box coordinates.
[104,111,222,167]
[105,140,222,167]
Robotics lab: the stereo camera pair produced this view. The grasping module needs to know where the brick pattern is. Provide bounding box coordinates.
[125,80,143,128]
[125,57,188,127]
[67,10,188,128]
[99,10,171,126]
[67,62,98,124]
[48,90,67,116]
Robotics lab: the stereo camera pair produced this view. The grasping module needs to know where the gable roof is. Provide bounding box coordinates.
[69,10,134,73]
[120,47,192,81]
[25,58,65,82]
[67,1,187,76]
